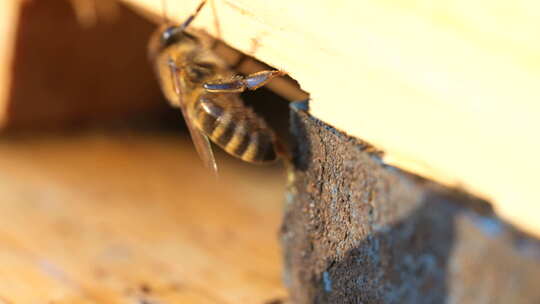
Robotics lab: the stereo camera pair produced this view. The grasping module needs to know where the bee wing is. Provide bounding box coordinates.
[181,107,219,175]
[168,58,218,175]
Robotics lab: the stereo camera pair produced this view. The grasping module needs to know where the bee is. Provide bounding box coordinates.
[148,1,286,174]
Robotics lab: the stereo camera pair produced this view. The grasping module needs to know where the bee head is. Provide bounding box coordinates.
[148,24,187,60]
[149,1,206,59]
[160,25,186,49]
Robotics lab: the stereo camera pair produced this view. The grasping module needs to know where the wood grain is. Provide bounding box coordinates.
[121,0,540,236]
[0,133,286,303]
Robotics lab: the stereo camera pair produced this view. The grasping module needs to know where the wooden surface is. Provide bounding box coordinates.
[121,0,540,236]
[0,0,174,130]
[0,0,19,128]
[0,132,286,303]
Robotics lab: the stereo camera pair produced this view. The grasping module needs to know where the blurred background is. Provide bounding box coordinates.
[0,0,539,303]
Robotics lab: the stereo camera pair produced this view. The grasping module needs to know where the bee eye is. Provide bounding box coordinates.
[161,26,177,45]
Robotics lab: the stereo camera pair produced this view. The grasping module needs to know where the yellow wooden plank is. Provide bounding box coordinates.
[0,134,286,303]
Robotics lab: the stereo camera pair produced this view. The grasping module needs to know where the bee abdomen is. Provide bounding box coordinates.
[194,95,277,163]
[223,126,276,163]
[240,131,276,163]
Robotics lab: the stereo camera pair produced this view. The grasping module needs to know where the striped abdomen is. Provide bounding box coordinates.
[192,93,277,163]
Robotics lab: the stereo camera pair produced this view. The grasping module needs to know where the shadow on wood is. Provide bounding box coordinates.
[4,0,170,130]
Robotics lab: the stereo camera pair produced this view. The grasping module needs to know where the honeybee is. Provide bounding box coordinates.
[148,1,286,174]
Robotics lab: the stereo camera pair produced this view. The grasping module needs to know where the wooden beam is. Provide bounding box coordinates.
[122,0,540,236]
[0,0,174,130]
[0,1,20,128]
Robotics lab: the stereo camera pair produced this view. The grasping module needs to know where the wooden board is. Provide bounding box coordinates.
[0,0,19,128]
[121,0,540,236]
[0,133,286,303]
[0,0,172,130]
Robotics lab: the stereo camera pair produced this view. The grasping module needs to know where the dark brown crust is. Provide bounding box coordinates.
[282,110,540,304]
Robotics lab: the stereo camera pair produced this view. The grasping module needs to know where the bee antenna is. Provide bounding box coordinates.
[179,0,207,31]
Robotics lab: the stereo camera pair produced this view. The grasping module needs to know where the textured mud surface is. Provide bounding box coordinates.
[281,110,540,304]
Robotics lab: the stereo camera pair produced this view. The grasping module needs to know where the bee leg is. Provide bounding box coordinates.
[203,70,287,93]
[243,70,288,90]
